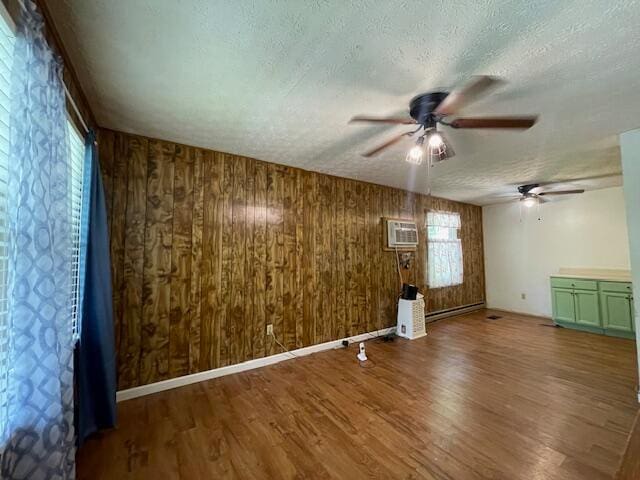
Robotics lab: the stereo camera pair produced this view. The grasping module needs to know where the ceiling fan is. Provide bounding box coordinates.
[513,183,585,207]
[349,75,538,165]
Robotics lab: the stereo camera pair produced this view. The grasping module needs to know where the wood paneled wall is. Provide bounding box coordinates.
[98,129,485,389]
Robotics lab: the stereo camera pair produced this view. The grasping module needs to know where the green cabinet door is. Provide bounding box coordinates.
[574,289,601,327]
[552,288,576,323]
[601,291,634,332]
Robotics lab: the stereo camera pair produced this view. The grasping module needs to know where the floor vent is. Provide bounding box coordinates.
[486,315,502,320]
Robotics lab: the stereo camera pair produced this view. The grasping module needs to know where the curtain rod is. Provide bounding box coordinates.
[63,82,89,134]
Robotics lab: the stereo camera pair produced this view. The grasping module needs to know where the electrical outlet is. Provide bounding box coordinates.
[521,293,526,300]
[266,324,273,336]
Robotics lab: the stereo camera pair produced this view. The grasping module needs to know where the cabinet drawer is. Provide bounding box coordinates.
[599,281,633,293]
[550,277,598,291]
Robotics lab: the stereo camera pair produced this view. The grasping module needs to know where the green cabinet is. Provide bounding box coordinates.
[600,282,634,337]
[552,288,576,323]
[575,290,601,327]
[550,277,634,338]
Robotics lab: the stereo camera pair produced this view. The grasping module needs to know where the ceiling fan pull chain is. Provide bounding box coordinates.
[426,157,432,196]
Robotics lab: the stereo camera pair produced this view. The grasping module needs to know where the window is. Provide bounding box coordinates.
[0,8,13,427]
[67,118,85,339]
[427,211,463,288]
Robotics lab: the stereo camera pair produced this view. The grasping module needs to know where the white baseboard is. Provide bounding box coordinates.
[425,302,485,322]
[116,326,396,402]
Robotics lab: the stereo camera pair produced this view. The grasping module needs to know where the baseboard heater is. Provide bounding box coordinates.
[425,302,485,323]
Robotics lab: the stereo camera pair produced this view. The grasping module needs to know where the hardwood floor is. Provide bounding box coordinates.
[616,411,640,479]
[78,310,639,479]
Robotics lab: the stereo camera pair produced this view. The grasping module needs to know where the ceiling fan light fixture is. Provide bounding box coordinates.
[428,131,444,148]
[522,196,538,208]
[426,130,454,164]
[405,137,425,165]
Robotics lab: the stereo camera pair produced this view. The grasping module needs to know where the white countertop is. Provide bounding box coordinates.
[551,268,632,283]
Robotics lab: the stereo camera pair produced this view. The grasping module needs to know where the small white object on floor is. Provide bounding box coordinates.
[356,342,367,362]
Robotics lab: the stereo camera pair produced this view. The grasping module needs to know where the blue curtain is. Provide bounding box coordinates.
[76,131,116,444]
[0,1,75,478]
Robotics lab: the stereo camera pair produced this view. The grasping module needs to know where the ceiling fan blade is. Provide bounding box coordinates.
[434,75,503,116]
[448,116,538,129]
[538,189,585,196]
[362,132,411,157]
[349,115,416,125]
[498,196,524,204]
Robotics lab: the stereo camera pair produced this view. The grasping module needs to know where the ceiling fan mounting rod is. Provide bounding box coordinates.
[407,125,424,137]
[409,91,449,126]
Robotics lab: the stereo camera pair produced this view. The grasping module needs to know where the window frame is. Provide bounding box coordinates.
[426,210,464,289]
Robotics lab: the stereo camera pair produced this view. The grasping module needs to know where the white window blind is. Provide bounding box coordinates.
[67,119,85,339]
[0,9,14,434]
[427,211,463,288]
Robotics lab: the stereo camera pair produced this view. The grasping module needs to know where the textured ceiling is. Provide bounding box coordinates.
[49,0,640,205]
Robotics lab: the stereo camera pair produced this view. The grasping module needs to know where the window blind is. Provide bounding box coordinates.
[0,10,14,432]
[67,119,85,339]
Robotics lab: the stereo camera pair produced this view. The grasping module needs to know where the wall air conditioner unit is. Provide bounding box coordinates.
[387,219,419,248]
[396,293,426,340]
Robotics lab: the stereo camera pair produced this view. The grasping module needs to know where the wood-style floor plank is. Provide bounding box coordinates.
[616,411,640,479]
[78,310,639,479]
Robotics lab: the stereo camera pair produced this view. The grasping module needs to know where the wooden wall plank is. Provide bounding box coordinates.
[334,178,346,340]
[381,187,397,326]
[243,158,256,362]
[200,151,223,371]
[100,129,485,389]
[301,172,316,347]
[344,180,357,337]
[230,155,247,366]
[110,132,128,386]
[119,135,148,389]
[140,140,175,385]
[265,164,283,356]
[169,145,194,378]
[253,161,268,359]
[316,174,334,343]
[283,167,297,349]
[294,170,304,349]
[274,168,285,351]
[220,154,235,367]
[354,182,367,335]
[366,184,379,333]
[188,148,204,373]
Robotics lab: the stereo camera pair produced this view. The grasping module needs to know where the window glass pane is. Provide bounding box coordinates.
[428,225,458,241]
[426,211,463,288]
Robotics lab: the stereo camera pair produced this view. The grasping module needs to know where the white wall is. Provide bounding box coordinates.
[483,187,630,317]
[619,130,640,390]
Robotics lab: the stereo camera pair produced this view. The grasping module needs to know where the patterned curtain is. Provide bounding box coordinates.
[0,1,75,478]
[427,211,463,288]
